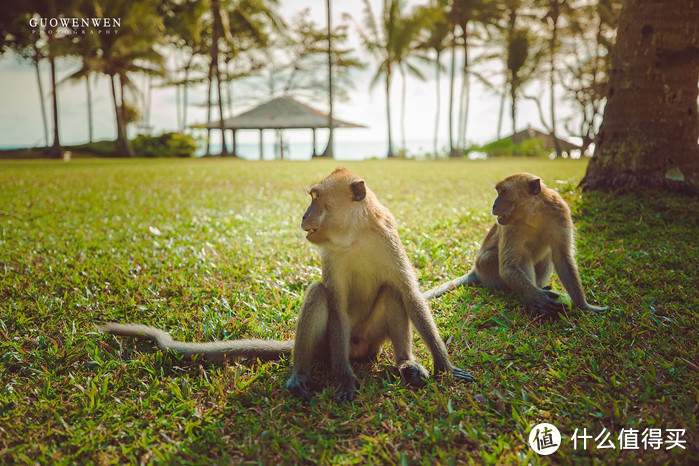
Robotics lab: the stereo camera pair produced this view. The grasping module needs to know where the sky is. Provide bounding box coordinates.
[0,0,557,158]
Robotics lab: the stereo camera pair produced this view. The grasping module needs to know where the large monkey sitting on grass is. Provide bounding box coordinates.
[425,172,608,316]
[99,168,473,402]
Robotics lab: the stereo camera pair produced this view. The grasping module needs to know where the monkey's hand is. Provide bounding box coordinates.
[529,290,569,316]
[397,361,429,387]
[286,374,318,401]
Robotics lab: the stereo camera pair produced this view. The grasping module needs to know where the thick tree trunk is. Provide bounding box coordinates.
[581,0,699,194]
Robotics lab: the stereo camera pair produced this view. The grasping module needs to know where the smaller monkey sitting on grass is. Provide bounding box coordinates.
[425,172,608,316]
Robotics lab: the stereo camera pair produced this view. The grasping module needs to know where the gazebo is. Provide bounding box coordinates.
[196,96,365,159]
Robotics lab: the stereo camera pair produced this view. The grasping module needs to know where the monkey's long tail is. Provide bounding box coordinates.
[96,323,293,362]
[423,272,478,301]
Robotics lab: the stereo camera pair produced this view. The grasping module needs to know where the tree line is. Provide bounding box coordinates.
[0,0,646,161]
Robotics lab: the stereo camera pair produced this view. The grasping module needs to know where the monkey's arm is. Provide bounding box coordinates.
[422,272,479,301]
[499,252,568,316]
[401,287,474,383]
[551,248,608,313]
[96,323,293,362]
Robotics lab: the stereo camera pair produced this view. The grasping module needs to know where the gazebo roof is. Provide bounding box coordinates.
[198,96,366,130]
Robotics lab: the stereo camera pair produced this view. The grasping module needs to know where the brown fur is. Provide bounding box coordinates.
[288,168,472,401]
[425,173,607,316]
[98,168,473,402]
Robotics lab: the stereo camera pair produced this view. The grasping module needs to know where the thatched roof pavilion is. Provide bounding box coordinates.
[195,97,365,159]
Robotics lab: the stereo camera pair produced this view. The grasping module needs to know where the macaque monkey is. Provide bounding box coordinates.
[426,172,607,316]
[99,168,473,402]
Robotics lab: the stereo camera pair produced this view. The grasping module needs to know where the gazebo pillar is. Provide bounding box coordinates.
[311,128,317,157]
[259,129,264,160]
[231,129,237,157]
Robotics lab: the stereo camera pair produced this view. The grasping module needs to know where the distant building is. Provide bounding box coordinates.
[498,127,581,158]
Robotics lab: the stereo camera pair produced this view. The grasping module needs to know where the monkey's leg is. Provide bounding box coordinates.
[286,282,329,400]
[326,302,359,402]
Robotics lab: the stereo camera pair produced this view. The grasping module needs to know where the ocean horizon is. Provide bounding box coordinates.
[0,139,457,160]
[200,139,450,161]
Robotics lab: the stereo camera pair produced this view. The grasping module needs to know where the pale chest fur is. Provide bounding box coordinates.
[321,233,399,323]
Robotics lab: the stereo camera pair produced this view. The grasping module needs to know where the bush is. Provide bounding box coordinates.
[476,137,549,158]
[131,132,197,158]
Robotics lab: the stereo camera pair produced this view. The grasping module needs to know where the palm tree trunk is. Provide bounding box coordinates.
[497,89,505,140]
[86,74,94,143]
[549,18,561,157]
[385,69,394,158]
[457,26,469,152]
[322,0,335,158]
[448,27,456,157]
[581,0,699,193]
[433,52,441,159]
[206,61,213,156]
[511,82,517,134]
[183,63,191,131]
[48,52,61,158]
[211,0,228,157]
[400,66,407,150]
[33,57,48,148]
[215,65,228,156]
[110,74,135,157]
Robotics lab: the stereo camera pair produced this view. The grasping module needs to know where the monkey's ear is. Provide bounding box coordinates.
[350,180,366,201]
[528,178,542,195]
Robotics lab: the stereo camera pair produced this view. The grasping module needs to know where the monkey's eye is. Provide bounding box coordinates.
[310,191,319,200]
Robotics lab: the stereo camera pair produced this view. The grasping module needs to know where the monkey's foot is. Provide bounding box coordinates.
[397,362,429,388]
[286,374,318,400]
[334,378,358,402]
[451,367,475,383]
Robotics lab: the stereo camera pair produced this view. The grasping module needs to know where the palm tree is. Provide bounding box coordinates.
[162,0,207,133]
[417,3,451,158]
[0,6,49,147]
[319,0,335,158]
[86,0,165,157]
[446,0,502,156]
[2,1,66,157]
[355,0,428,158]
[60,32,101,143]
[204,0,282,156]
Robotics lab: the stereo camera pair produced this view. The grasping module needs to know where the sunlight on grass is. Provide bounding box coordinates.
[0,158,696,463]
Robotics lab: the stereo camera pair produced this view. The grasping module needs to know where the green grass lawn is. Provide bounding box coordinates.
[1,158,696,463]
